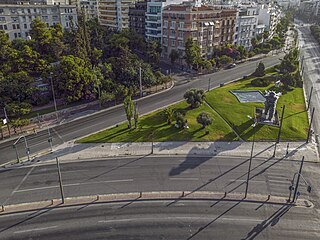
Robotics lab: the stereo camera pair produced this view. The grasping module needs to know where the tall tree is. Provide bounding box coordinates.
[124,95,134,129]
[185,38,201,70]
[183,89,205,108]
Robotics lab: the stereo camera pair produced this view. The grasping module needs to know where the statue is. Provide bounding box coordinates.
[264,91,281,121]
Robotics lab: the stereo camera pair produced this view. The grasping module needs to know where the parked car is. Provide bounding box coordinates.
[226,63,236,69]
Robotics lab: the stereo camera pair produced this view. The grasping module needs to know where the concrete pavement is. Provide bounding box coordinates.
[28,141,319,164]
[0,200,318,240]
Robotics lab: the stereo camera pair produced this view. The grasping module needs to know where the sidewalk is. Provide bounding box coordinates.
[29,141,319,164]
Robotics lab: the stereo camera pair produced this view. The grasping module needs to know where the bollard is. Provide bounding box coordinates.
[1,205,4,212]
[286,143,290,156]
[267,195,270,201]
[224,192,227,198]
[139,192,142,198]
[182,191,185,197]
[51,199,54,205]
[97,195,100,201]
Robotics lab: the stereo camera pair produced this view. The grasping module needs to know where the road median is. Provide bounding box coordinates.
[0,191,313,215]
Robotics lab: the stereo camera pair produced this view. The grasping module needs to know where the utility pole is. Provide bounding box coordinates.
[56,157,65,204]
[48,126,53,152]
[306,107,315,143]
[3,107,11,137]
[139,66,142,98]
[50,72,58,120]
[23,136,30,161]
[292,156,304,203]
[273,105,285,157]
[245,123,256,198]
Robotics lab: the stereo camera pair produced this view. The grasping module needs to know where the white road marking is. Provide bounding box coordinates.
[229,179,265,183]
[169,178,199,181]
[14,225,58,234]
[98,216,262,224]
[14,179,133,193]
[2,166,35,205]
[52,128,64,143]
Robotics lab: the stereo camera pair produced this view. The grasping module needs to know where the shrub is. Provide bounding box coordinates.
[183,89,205,108]
[197,112,213,129]
[175,112,185,128]
[251,77,271,87]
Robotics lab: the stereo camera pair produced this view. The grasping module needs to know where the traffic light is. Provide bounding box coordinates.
[307,185,312,193]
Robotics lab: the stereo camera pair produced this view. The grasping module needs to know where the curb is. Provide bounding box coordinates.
[0,191,313,215]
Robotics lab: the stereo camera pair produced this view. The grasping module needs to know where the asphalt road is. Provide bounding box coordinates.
[0,200,319,239]
[1,155,318,206]
[297,24,320,143]
[0,55,282,165]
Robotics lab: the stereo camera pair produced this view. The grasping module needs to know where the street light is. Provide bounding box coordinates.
[245,114,257,199]
[49,72,58,120]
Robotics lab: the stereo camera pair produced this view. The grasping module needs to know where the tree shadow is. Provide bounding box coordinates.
[168,141,242,176]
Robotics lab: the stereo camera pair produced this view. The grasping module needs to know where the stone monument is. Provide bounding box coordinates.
[264,91,281,121]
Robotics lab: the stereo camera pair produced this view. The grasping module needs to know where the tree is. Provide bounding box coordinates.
[10,118,29,134]
[183,89,205,108]
[218,55,233,65]
[175,112,185,128]
[99,91,115,106]
[133,103,139,129]
[124,95,134,129]
[197,112,213,129]
[54,55,98,103]
[169,49,179,65]
[280,73,295,89]
[5,102,32,118]
[185,38,202,70]
[253,61,265,77]
[164,107,175,125]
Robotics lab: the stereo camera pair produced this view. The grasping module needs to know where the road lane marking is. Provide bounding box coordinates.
[2,166,35,205]
[169,178,199,181]
[14,179,134,193]
[98,216,262,224]
[14,225,58,234]
[52,128,64,143]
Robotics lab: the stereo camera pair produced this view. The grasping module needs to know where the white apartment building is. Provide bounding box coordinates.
[145,0,191,42]
[69,0,98,20]
[258,3,281,38]
[234,5,259,50]
[98,0,135,30]
[0,4,77,41]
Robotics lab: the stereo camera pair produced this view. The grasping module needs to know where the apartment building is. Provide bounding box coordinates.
[0,3,77,41]
[258,3,281,38]
[69,0,98,20]
[162,2,237,64]
[234,5,259,50]
[98,0,135,30]
[129,0,147,35]
[145,0,190,42]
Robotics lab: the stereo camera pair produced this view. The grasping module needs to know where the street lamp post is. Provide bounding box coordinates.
[139,66,142,98]
[273,105,286,158]
[245,111,257,199]
[50,72,58,120]
[292,156,305,203]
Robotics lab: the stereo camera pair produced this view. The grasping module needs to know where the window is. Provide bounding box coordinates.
[34,9,37,13]
[13,24,16,29]
[41,8,47,14]
[14,33,17,38]
[178,40,183,47]
[0,9,4,14]
[42,16,48,21]
[24,23,27,29]
[171,39,175,47]
[27,9,31,14]
[178,31,183,38]
[11,9,17,14]
[164,20,168,27]
[0,17,5,22]
[22,16,26,22]
[192,22,197,29]
[179,22,184,28]
[17,24,20,29]
[21,8,24,13]
[11,17,18,22]
[4,24,7,30]
[171,21,175,28]
[0,25,2,30]
[18,32,21,37]
[25,32,29,37]
[52,16,59,21]
[192,32,197,38]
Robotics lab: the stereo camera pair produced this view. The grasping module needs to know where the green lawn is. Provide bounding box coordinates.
[78,101,237,143]
[205,77,308,141]
[79,69,308,143]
